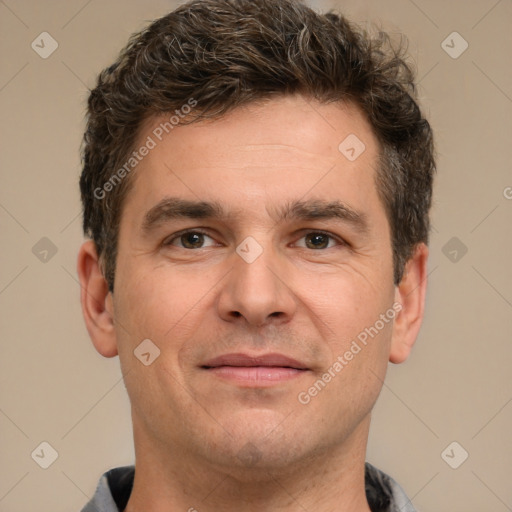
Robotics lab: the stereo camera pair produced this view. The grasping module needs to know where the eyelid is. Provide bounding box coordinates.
[292,229,347,248]
[162,228,218,247]
[161,227,348,249]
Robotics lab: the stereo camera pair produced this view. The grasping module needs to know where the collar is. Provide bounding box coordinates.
[81,462,416,512]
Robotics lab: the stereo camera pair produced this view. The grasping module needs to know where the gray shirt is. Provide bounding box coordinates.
[81,463,417,512]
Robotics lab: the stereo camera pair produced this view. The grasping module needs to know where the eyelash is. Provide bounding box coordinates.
[162,229,346,249]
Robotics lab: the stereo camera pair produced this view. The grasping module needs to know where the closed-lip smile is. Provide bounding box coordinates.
[201,352,309,386]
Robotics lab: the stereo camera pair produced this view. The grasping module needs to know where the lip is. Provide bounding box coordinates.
[201,353,309,387]
[202,352,308,369]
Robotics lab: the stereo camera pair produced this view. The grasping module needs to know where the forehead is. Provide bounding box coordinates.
[141,96,375,167]
[122,95,384,226]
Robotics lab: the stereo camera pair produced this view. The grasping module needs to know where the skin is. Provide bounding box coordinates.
[77,94,428,512]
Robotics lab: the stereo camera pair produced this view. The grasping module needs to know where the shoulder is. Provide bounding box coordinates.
[80,466,134,512]
[365,462,417,512]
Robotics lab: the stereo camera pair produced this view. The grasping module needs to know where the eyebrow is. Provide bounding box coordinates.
[141,198,226,233]
[275,199,369,234]
[141,197,369,235]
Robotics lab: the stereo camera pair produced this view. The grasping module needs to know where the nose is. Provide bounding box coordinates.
[216,242,297,327]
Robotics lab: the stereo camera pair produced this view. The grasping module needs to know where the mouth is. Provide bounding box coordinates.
[201,353,310,386]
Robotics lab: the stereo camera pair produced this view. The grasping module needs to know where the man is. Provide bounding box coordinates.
[77,0,435,510]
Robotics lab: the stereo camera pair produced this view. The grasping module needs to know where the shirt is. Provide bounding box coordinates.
[81,462,417,512]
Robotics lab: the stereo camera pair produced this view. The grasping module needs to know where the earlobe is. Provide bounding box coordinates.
[389,243,429,364]
[76,240,118,358]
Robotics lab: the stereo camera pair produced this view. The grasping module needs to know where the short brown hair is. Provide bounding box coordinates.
[80,0,435,292]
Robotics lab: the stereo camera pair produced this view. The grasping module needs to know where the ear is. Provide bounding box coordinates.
[389,243,429,364]
[76,240,118,358]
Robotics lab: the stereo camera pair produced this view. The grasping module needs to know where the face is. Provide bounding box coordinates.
[106,95,399,474]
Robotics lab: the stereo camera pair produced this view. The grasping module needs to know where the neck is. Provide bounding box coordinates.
[124,415,372,512]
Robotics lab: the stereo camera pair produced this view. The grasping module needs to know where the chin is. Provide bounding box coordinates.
[200,411,316,476]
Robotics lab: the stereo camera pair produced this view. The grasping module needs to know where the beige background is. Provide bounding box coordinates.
[0,0,511,510]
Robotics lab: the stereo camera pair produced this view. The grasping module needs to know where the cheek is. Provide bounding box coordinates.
[293,266,396,397]
[115,260,205,341]
[111,264,206,415]
[296,266,394,340]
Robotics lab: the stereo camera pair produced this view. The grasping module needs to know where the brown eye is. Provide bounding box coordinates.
[304,232,333,249]
[164,230,216,249]
[180,232,205,248]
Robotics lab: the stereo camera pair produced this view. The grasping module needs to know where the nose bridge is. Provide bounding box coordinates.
[237,239,280,292]
[217,235,296,326]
